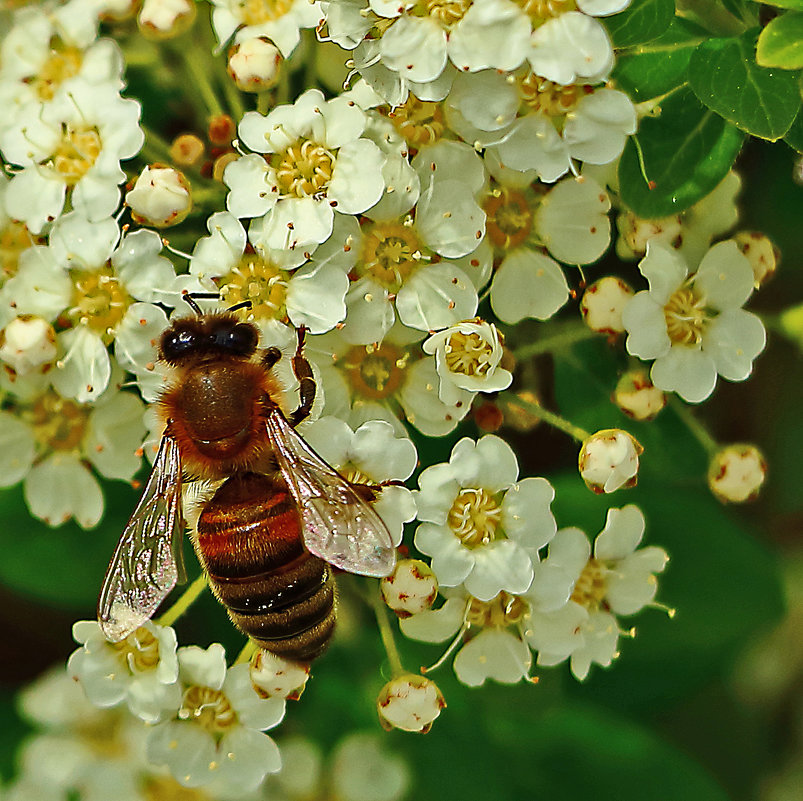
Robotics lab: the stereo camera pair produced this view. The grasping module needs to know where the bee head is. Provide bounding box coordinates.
[159,314,259,365]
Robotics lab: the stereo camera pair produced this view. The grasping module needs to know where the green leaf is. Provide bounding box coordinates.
[603,0,676,48]
[618,86,745,217]
[689,30,801,140]
[784,109,803,151]
[757,12,803,69]
[613,18,706,101]
[760,0,803,8]
[0,480,140,610]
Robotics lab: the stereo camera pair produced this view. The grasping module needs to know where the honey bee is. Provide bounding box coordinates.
[98,298,396,662]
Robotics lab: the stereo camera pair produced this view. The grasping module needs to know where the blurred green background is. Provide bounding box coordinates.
[0,136,800,801]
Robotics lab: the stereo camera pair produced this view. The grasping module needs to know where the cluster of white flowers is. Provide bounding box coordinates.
[0,0,779,791]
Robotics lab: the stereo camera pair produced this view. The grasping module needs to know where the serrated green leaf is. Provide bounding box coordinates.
[757,12,803,69]
[603,0,676,48]
[689,30,801,140]
[613,18,706,101]
[618,87,745,218]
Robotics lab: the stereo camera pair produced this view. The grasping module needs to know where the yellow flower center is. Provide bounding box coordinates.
[30,391,89,452]
[483,188,534,250]
[418,0,471,26]
[664,283,708,345]
[30,38,83,101]
[51,124,102,185]
[237,0,294,24]
[178,686,238,733]
[344,343,409,401]
[144,777,212,801]
[444,328,497,378]
[515,0,576,24]
[466,591,528,627]
[388,95,445,147]
[219,254,289,322]
[340,462,373,485]
[357,222,422,291]
[68,265,131,339]
[110,626,162,672]
[570,558,607,610]
[518,73,589,117]
[447,487,501,547]
[0,221,35,281]
[273,138,335,198]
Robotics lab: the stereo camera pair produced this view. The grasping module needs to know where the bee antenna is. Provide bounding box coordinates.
[227,300,253,313]
[182,291,220,315]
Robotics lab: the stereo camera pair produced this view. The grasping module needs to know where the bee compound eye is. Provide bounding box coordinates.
[213,323,258,355]
[161,327,198,360]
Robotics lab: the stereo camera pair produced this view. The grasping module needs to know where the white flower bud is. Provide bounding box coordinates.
[580,276,634,335]
[250,648,310,701]
[228,37,283,93]
[138,0,196,39]
[708,444,767,504]
[423,318,513,404]
[579,428,643,494]
[381,559,439,618]
[616,210,682,259]
[377,674,445,734]
[0,315,57,376]
[614,369,666,422]
[733,231,779,287]
[126,165,192,228]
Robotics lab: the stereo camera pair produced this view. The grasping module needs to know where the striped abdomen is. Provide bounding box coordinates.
[195,472,336,662]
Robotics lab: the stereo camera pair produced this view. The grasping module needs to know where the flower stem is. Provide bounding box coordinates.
[501,393,590,442]
[512,321,597,361]
[370,583,405,678]
[668,396,719,457]
[157,573,208,628]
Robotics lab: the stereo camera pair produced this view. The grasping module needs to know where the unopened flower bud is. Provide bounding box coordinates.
[579,428,643,494]
[213,151,239,183]
[377,674,445,734]
[473,400,504,432]
[138,0,196,39]
[614,369,666,421]
[0,316,57,376]
[170,134,205,167]
[733,231,779,287]
[208,114,237,147]
[580,277,634,335]
[126,165,192,228]
[381,559,438,618]
[708,444,767,503]
[616,210,682,259]
[250,648,310,701]
[503,389,542,432]
[228,37,283,93]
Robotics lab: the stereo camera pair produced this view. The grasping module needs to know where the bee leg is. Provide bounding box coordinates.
[290,325,316,426]
[263,347,282,370]
[348,479,406,503]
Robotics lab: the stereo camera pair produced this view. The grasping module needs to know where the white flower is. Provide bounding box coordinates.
[622,240,767,403]
[147,643,285,792]
[707,444,767,503]
[331,732,410,801]
[68,620,181,723]
[423,318,512,404]
[224,89,386,255]
[227,36,283,92]
[190,211,348,334]
[302,415,417,543]
[0,315,57,376]
[526,506,668,680]
[138,0,197,39]
[0,373,146,528]
[0,78,143,233]
[578,428,643,494]
[376,673,445,733]
[250,648,311,701]
[414,435,557,600]
[126,164,192,228]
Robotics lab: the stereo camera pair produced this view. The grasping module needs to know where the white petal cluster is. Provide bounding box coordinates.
[622,240,767,403]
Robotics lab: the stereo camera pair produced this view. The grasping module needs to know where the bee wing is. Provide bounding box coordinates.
[97,435,184,642]
[266,409,396,577]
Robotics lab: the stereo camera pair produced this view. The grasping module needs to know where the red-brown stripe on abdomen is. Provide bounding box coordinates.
[195,472,336,662]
